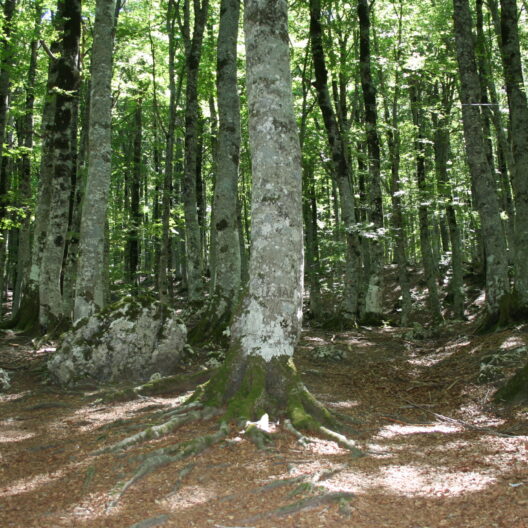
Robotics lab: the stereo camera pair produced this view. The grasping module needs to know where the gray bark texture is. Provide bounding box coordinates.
[452,0,510,316]
[182,0,209,302]
[39,0,81,330]
[499,0,528,309]
[228,0,304,360]
[74,0,117,322]
[210,0,242,320]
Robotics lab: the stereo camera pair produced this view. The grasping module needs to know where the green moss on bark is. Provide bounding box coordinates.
[195,344,336,432]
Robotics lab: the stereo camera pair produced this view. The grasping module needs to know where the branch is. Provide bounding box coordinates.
[39,39,57,61]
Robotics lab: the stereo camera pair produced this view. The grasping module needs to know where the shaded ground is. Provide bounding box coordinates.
[1,324,527,528]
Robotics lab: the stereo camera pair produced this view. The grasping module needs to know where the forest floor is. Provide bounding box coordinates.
[1,321,527,528]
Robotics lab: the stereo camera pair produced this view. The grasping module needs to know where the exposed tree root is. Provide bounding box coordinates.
[241,491,355,523]
[126,514,171,528]
[94,406,221,455]
[107,422,229,510]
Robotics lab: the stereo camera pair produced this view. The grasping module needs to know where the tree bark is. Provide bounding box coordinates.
[182,0,209,302]
[39,0,81,331]
[452,0,510,322]
[499,0,528,312]
[409,81,443,323]
[309,0,360,323]
[74,0,117,321]
[357,0,384,324]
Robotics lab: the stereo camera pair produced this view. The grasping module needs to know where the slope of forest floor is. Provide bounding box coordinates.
[1,322,527,528]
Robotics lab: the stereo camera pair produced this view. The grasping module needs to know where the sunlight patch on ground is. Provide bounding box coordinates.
[0,390,30,403]
[0,427,35,443]
[375,422,462,439]
[377,464,495,496]
[0,468,66,497]
[161,485,218,510]
[304,437,349,455]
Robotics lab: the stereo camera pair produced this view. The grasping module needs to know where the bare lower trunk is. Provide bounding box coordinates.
[74,0,117,321]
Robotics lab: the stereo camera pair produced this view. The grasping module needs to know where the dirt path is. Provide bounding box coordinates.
[1,327,527,528]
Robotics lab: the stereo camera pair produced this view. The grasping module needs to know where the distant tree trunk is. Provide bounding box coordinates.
[159,0,178,304]
[0,0,16,181]
[191,0,241,341]
[433,83,465,319]
[74,0,117,321]
[182,0,209,302]
[499,0,528,313]
[39,0,81,331]
[127,101,142,291]
[309,0,360,323]
[357,0,384,324]
[410,81,443,323]
[452,0,510,324]
[12,5,42,316]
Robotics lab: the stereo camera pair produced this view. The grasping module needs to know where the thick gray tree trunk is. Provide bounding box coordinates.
[452,0,510,321]
[73,0,117,322]
[499,0,528,311]
[39,0,81,331]
[198,0,331,429]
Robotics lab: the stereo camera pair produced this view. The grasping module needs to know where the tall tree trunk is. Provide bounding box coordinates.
[182,0,209,303]
[199,0,330,429]
[410,81,443,323]
[39,0,81,331]
[309,0,360,323]
[499,0,528,313]
[452,0,510,324]
[12,4,42,316]
[74,0,117,321]
[357,0,384,324]
[433,83,465,319]
[127,101,142,291]
[191,0,241,341]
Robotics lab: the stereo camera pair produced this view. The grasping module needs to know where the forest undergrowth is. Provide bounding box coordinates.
[1,312,527,528]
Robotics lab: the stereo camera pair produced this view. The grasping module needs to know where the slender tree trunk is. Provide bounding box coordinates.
[409,81,443,323]
[12,5,42,316]
[128,101,142,291]
[39,0,81,331]
[499,0,528,312]
[452,0,510,323]
[193,0,241,339]
[182,0,209,303]
[74,0,117,321]
[357,0,384,323]
[433,85,465,319]
[309,0,360,323]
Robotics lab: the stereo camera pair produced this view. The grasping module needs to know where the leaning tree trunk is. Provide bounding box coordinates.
[309,0,361,324]
[499,0,528,314]
[39,0,81,332]
[190,0,241,342]
[73,0,117,322]
[182,0,209,303]
[452,0,510,325]
[198,0,334,430]
[357,0,384,324]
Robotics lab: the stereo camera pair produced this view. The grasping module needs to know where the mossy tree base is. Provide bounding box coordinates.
[188,300,233,346]
[192,346,339,433]
[0,289,40,335]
